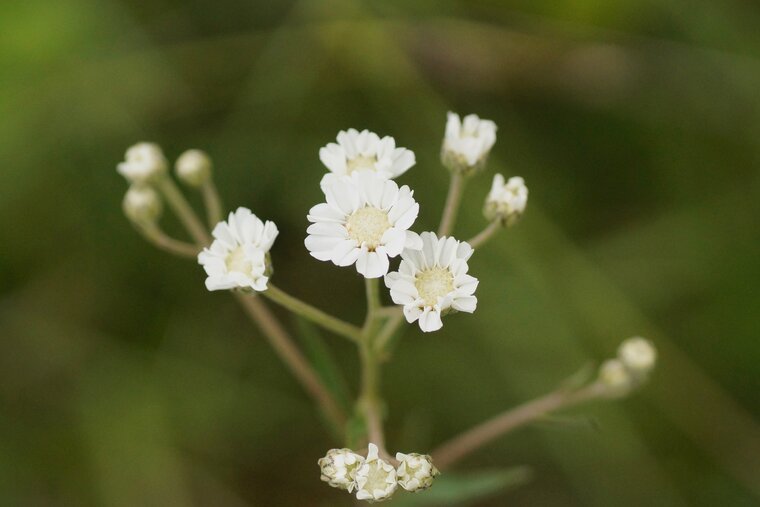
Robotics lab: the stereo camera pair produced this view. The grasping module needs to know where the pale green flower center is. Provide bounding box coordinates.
[415,267,454,306]
[346,207,390,250]
[226,246,252,275]
[361,462,393,498]
[347,155,377,173]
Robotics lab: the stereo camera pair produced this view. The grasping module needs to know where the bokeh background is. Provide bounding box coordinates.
[2,0,760,505]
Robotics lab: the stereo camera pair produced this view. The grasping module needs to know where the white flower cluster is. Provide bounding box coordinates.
[598,336,657,396]
[319,444,439,502]
[441,112,497,173]
[484,174,529,225]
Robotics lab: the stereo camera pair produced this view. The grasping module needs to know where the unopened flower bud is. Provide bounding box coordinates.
[354,443,397,502]
[123,185,162,225]
[618,337,656,375]
[598,359,633,396]
[484,174,528,225]
[175,149,212,187]
[117,142,168,184]
[318,448,364,492]
[395,452,439,492]
[441,112,497,174]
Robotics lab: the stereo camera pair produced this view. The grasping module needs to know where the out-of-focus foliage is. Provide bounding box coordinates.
[1,0,759,505]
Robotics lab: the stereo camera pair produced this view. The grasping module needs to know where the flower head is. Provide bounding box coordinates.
[319,129,415,181]
[318,448,365,492]
[176,149,212,187]
[442,112,497,173]
[354,444,397,502]
[395,452,439,492]
[484,174,528,225]
[122,185,162,225]
[618,337,656,375]
[384,232,478,332]
[598,358,633,396]
[306,171,422,278]
[117,142,168,184]
[198,207,278,292]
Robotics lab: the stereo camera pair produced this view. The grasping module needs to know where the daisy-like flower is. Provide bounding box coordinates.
[117,142,168,184]
[305,171,422,279]
[442,112,497,173]
[197,207,278,292]
[354,444,398,502]
[384,232,478,333]
[395,452,439,492]
[318,448,365,492]
[484,174,528,225]
[175,149,212,187]
[319,128,415,182]
[618,337,656,375]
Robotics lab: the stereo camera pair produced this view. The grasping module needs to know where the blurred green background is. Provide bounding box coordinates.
[2,0,760,505]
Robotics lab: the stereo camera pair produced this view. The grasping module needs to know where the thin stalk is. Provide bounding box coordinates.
[437,172,467,237]
[431,383,605,470]
[363,278,381,329]
[467,220,503,249]
[375,312,405,356]
[138,223,200,258]
[359,340,388,458]
[264,284,362,343]
[156,176,210,245]
[235,292,347,431]
[201,179,224,228]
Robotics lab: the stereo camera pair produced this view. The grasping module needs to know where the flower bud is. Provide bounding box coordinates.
[618,337,656,375]
[598,359,633,397]
[483,174,528,225]
[441,112,497,174]
[395,452,439,492]
[122,185,162,225]
[318,448,364,492]
[354,443,397,502]
[117,142,168,184]
[175,149,212,187]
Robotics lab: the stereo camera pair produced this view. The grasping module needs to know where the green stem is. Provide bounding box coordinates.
[201,179,224,228]
[263,284,362,343]
[375,312,406,356]
[438,171,467,237]
[138,223,200,258]
[156,176,210,245]
[363,278,381,329]
[467,220,502,249]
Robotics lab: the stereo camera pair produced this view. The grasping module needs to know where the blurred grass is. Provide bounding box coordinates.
[1,0,759,505]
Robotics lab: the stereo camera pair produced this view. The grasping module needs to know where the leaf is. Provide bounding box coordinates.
[391,467,532,507]
[294,317,353,413]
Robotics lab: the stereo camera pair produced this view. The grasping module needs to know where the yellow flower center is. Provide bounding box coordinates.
[346,155,377,174]
[346,207,390,250]
[415,267,455,306]
[225,246,252,275]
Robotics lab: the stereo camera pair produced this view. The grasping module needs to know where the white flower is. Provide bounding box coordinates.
[395,452,439,492]
[122,185,162,224]
[318,448,365,492]
[598,358,633,396]
[175,149,212,187]
[354,444,397,502]
[117,142,168,183]
[198,207,278,292]
[319,128,415,181]
[442,112,497,172]
[305,171,422,279]
[618,337,657,374]
[384,232,478,333]
[484,174,528,225]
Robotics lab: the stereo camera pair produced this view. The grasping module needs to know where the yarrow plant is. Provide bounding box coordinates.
[117,112,657,502]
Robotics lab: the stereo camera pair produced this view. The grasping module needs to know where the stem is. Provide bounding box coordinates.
[201,179,224,228]
[375,312,405,356]
[467,220,503,249]
[363,278,381,329]
[156,176,210,245]
[431,383,605,470]
[138,223,200,258]
[438,172,467,237]
[263,284,362,343]
[235,292,347,431]
[359,341,386,455]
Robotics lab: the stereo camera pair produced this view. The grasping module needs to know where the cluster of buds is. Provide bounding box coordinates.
[597,337,657,397]
[319,444,439,502]
[484,174,529,226]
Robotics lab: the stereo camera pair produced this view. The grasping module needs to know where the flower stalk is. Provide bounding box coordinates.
[437,171,466,237]
[467,220,502,249]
